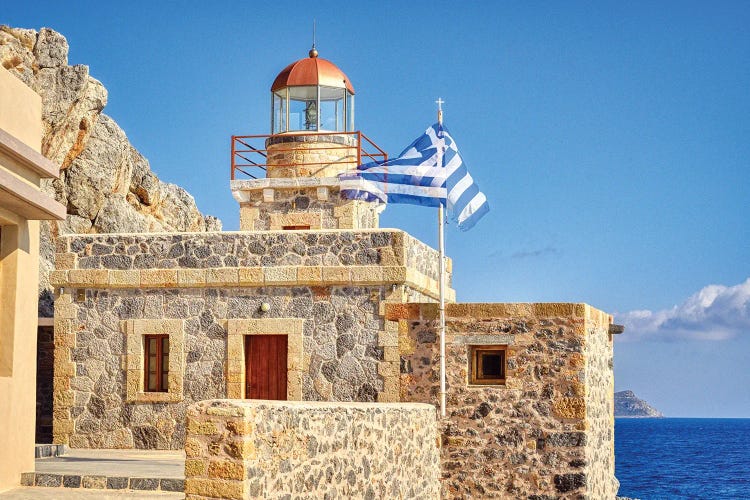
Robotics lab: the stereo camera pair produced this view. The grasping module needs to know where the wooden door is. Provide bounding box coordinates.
[245,335,287,400]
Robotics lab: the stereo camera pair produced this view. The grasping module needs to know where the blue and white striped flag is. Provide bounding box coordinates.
[340,123,489,230]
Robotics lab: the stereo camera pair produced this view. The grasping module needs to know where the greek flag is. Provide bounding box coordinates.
[340,123,489,230]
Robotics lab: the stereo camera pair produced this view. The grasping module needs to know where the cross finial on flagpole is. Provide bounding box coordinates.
[436,97,444,125]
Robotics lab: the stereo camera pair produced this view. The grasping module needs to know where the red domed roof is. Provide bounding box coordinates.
[271,49,355,94]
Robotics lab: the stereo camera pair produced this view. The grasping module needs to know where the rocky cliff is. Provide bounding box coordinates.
[615,390,664,418]
[0,26,221,315]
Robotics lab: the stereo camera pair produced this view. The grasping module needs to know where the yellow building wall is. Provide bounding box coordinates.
[0,66,43,492]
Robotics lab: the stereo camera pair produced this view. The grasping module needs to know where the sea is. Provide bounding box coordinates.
[615,418,750,500]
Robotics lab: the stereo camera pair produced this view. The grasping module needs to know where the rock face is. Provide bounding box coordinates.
[615,390,663,417]
[0,26,221,315]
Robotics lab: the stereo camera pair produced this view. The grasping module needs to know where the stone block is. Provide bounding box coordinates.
[178,269,206,286]
[263,266,297,285]
[382,266,407,282]
[377,361,399,377]
[207,268,239,286]
[296,266,322,285]
[287,371,302,400]
[184,478,244,500]
[378,329,398,347]
[322,266,349,284]
[185,458,207,477]
[130,478,159,490]
[350,266,382,284]
[109,270,139,287]
[553,397,586,420]
[239,205,259,231]
[238,267,263,285]
[384,303,421,320]
[81,476,107,490]
[140,269,178,287]
[105,477,128,489]
[69,269,108,286]
[187,418,218,436]
[287,333,303,354]
[208,460,245,481]
[185,437,203,458]
[63,475,82,488]
[160,478,185,492]
[383,346,399,363]
[35,473,62,487]
[378,247,399,266]
[54,300,77,319]
[226,382,243,399]
[54,252,77,270]
[49,270,69,286]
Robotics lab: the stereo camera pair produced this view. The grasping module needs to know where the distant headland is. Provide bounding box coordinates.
[615,390,664,418]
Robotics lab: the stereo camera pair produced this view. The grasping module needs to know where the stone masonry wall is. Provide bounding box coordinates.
[265,136,358,179]
[238,189,380,230]
[57,230,432,273]
[584,313,618,497]
[56,285,386,449]
[51,229,451,449]
[390,302,617,499]
[184,400,440,500]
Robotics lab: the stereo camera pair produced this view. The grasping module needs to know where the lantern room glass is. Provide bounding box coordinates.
[272,86,354,133]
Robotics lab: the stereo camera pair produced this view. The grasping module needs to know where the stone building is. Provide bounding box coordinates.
[0,66,65,492]
[50,48,619,498]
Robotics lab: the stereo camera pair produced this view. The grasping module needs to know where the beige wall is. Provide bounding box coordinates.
[0,66,44,492]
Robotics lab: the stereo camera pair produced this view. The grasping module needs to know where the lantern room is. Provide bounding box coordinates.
[270,47,355,133]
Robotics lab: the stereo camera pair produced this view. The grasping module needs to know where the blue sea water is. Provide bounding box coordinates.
[615,418,750,500]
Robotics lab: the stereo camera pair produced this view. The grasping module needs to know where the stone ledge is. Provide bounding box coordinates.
[385,302,611,324]
[50,265,452,300]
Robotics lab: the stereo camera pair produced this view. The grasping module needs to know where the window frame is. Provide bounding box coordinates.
[143,334,169,393]
[469,345,507,386]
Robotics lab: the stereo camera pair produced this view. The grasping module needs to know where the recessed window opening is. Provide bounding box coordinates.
[144,334,169,392]
[470,345,506,385]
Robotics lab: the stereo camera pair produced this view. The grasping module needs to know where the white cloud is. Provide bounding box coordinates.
[616,278,750,341]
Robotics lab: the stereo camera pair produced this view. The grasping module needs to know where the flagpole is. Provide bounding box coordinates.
[436,98,447,419]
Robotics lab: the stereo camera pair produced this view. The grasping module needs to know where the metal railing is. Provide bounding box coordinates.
[231,131,387,180]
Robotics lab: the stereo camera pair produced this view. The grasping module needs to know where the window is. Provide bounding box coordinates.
[282,225,311,230]
[144,335,169,392]
[469,346,506,385]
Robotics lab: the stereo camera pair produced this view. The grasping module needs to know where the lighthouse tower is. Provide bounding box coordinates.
[231,47,387,231]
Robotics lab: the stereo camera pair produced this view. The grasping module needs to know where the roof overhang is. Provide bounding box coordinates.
[0,127,66,221]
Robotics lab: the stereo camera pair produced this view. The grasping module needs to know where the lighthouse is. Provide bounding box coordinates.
[231,47,387,232]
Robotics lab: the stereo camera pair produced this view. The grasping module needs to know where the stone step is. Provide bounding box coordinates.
[20,473,184,492]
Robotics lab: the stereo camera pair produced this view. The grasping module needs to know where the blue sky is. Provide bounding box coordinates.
[5,1,749,416]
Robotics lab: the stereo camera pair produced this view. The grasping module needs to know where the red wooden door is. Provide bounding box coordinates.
[245,335,287,400]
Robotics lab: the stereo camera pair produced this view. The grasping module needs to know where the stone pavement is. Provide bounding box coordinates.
[34,449,184,478]
[0,449,185,498]
[0,487,183,499]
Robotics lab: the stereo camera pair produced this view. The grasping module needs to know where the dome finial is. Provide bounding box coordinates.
[309,19,318,58]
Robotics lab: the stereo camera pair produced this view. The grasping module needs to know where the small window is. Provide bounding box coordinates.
[144,335,169,392]
[470,346,506,385]
[282,225,311,230]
